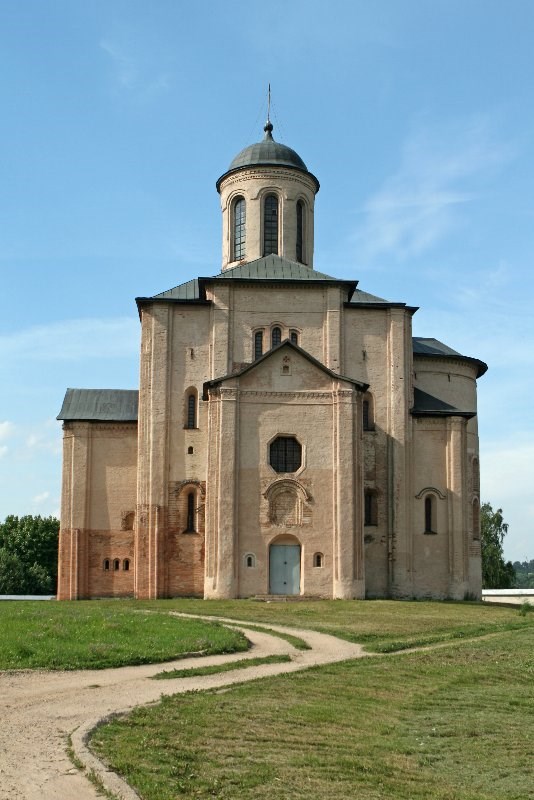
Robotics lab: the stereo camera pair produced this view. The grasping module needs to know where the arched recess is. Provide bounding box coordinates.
[268,533,301,595]
[264,479,312,526]
[363,392,375,431]
[415,487,445,535]
[169,479,206,535]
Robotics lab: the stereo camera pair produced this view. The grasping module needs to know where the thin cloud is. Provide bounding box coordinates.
[33,491,50,504]
[100,38,171,98]
[0,421,14,441]
[0,446,8,459]
[100,39,137,88]
[353,116,515,262]
[0,318,139,362]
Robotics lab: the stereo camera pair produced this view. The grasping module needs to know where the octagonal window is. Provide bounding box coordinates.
[270,436,302,473]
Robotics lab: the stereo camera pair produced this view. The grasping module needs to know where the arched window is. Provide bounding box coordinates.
[424,495,435,534]
[296,200,304,263]
[123,512,135,531]
[233,196,246,261]
[263,194,279,256]
[245,553,256,568]
[313,552,323,568]
[289,329,299,345]
[103,559,110,571]
[123,559,130,571]
[113,559,120,571]
[364,491,378,526]
[254,330,263,360]
[271,326,282,348]
[186,393,196,429]
[270,436,302,473]
[186,491,196,532]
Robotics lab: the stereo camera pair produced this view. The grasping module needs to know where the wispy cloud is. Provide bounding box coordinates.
[100,38,171,98]
[0,421,14,441]
[0,446,8,459]
[0,318,139,362]
[33,491,50,504]
[353,116,515,262]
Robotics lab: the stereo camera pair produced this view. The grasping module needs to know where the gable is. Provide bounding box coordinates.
[204,340,368,399]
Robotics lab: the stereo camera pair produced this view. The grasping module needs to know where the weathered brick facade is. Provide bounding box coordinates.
[57,122,486,601]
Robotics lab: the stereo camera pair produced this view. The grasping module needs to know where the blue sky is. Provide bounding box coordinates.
[1,0,532,561]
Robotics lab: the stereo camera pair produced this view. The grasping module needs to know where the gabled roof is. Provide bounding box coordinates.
[57,389,138,422]
[411,387,475,419]
[413,337,488,378]
[203,339,369,399]
[137,254,357,308]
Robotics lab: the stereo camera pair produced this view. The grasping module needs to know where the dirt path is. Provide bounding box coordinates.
[0,618,367,800]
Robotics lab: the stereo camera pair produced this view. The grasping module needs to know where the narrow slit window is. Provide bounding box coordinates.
[289,329,299,345]
[187,492,196,532]
[271,327,282,348]
[187,393,196,429]
[113,559,120,571]
[296,200,304,263]
[123,559,130,571]
[364,492,378,526]
[254,330,263,360]
[263,194,279,256]
[103,559,110,571]
[233,197,246,261]
[425,496,434,533]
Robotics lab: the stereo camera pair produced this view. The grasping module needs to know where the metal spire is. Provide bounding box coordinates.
[264,83,274,140]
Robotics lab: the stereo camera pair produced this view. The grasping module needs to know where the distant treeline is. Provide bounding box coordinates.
[512,560,534,589]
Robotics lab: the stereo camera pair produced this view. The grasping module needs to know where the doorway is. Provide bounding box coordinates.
[269,544,301,595]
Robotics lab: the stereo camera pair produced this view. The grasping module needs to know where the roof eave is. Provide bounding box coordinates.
[216,164,320,193]
[413,351,488,378]
[411,409,476,420]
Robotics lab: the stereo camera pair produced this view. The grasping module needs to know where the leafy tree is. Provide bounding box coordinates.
[0,515,59,594]
[480,503,515,589]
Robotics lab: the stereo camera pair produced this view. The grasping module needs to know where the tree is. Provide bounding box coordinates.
[480,503,515,589]
[0,515,59,594]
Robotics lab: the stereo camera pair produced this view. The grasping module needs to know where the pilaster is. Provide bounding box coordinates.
[135,305,172,599]
[447,416,469,598]
[204,386,239,598]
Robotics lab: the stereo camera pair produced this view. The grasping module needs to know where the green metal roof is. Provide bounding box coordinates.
[57,389,138,421]
[216,122,319,193]
[214,255,340,282]
[413,337,488,377]
[411,387,475,419]
[137,255,357,306]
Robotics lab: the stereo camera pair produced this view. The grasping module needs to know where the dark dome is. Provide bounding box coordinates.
[217,122,319,192]
[230,122,307,171]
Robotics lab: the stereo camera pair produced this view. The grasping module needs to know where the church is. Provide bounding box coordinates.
[57,119,486,601]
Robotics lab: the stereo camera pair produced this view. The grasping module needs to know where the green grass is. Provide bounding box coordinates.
[153,654,291,679]
[91,627,534,800]
[0,601,248,670]
[142,597,534,652]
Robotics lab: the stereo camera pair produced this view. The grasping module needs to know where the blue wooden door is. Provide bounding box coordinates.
[269,545,301,595]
